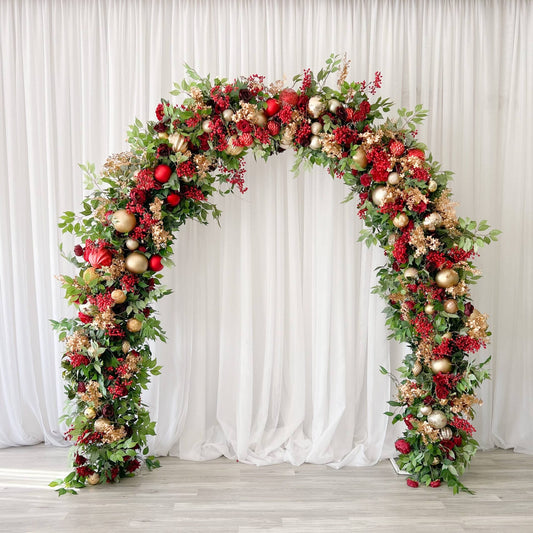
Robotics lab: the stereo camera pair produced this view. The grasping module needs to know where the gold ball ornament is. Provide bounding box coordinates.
[253,111,267,128]
[412,360,423,376]
[111,209,137,234]
[328,98,342,113]
[443,299,458,314]
[430,357,452,374]
[122,340,131,354]
[371,185,388,207]
[432,456,440,465]
[420,405,433,416]
[158,132,169,140]
[168,133,189,153]
[442,332,453,340]
[428,179,438,192]
[125,238,139,251]
[222,109,234,122]
[404,267,418,279]
[111,289,127,304]
[309,135,322,150]
[93,417,111,433]
[127,318,143,333]
[393,213,409,228]
[84,407,97,419]
[424,303,435,315]
[201,119,213,133]
[440,427,453,440]
[387,172,400,185]
[423,212,443,231]
[125,252,148,274]
[388,234,398,246]
[351,147,368,170]
[435,268,459,288]
[307,96,326,118]
[82,267,100,284]
[87,473,100,485]
[427,410,448,429]
[225,136,244,156]
[310,122,323,135]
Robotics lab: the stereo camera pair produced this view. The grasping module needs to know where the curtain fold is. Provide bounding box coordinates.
[0,0,531,465]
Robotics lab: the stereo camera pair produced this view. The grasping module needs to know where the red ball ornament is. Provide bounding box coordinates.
[280,88,299,107]
[265,98,281,117]
[149,255,164,272]
[267,121,281,136]
[154,164,172,183]
[167,193,181,206]
[88,248,113,268]
[408,148,425,161]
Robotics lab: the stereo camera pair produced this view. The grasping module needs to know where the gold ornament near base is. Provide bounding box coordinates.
[430,357,452,374]
[412,360,423,376]
[443,299,458,314]
[125,252,148,274]
[393,213,409,228]
[435,268,459,288]
[371,185,388,207]
[111,289,127,304]
[111,209,137,233]
[127,318,142,332]
[427,410,448,429]
[87,473,100,485]
[309,135,322,150]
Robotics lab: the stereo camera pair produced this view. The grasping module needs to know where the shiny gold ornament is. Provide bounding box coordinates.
[87,473,100,485]
[307,96,326,118]
[158,132,169,140]
[371,185,388,207]
[442,332,453,340]
[393,213,409,228]
[201,120,213,133]
[168,133,189,153]
[222,109,234,122]
[430,357,452,374]
[111,209,137,234]
[387,172,400,185]
[427,410,447,429]
[94,417,111,433]
[225,136,244,156]
[328,99,342,113]
[311,122,323,135]
[125,252,148,274]
[440,427,453,440]
[253,111,267,128]
[111,289,126,304]
[122,340,131,354]
[84,407,97,419]
[404,267,418,279]
[423,212,443,231]
[125,238,139,251]
[435,268,459,288]
[420,405,433,416]
[428,179,438,192]
[351,147,368,170]
[412,360,423,376]
[82,267,100,284]
[127,318,142,332]
[424,303,435,315]
[443,299,458,314]
[309,135,322,150]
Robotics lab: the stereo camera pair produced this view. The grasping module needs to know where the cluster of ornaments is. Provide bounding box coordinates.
[54,58,491,493]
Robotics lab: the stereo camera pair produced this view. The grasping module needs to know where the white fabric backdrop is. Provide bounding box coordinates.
[0,0,531,465]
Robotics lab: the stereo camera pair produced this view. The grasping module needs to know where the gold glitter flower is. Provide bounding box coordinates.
[78,381,102,407]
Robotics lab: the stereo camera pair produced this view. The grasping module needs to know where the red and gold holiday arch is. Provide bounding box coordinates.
[51,56,498,494]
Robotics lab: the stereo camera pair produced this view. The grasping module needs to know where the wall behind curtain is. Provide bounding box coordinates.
[0,0,531,464]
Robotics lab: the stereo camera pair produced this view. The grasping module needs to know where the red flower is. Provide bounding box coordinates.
[395,439,411,454]
[77,382,86,393]
[74,244,84,257]
[406,478,419,488]
[74,454,87,466]
[78,312,93,324]
[69,353,90,368]
[76,466,94,477]
[389,140,405,156]
[430,480,441,488]
[155,103,165,120]
[404,414,415,430]
[267,121,281,136]
[408,148,425,160]
[449,416,476,436]
[125,458,141,473]
[359,173,372,187]
[280,88,299,107]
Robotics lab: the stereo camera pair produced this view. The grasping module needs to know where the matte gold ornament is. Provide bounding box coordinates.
[82,267,100,284]
[412,360,423,376]
[427,410,448,429]
[351,147,368,170]
[127,318,142,333]
[404,267,418,279]
[387,172,400,185]
[423,212,443,231]
[222,109,234,122]
[84,407,97,419]
[428,179,438,192]
[307,96,326,118]
[443,299,458,314]
[122,340,131,354]
[309,135,322,150]
[311,122,323,135]
[371,185,388,207]
[125,238,139,251]
[253,111,267,128]
[435,268,459,288]
[111,209,137,234]
[420,405,433,416]
[225,136,244,156]
[393,213,409,228]
[430,357,452,374]
[125,252,148,274]
[432,457,440,465]
[424,303,435,315]
[328,98,342,113]
[94,417,111,433]
[169,133,189,153]
[87,473,100,485]
[111,289,126,304]
[201,120,213,133]
[442,332,453,340]
[440,427,453,440]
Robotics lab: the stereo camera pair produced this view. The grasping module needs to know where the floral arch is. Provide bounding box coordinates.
[51,56,498,494]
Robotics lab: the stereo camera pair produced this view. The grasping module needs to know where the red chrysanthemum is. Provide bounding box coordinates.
[76,466,94,477]
[430,480,441,488]
[449,416,476,436]
[406,478,419,488]
[69,353,90,368]
[389,140,405,156]
[395,438,411,454]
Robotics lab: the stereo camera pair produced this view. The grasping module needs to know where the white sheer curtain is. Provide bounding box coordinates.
[0,0,531,465]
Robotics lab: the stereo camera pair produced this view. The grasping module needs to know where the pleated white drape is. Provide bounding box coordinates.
[0,0,531,466]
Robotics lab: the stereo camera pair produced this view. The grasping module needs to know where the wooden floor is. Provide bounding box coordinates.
[0,446,532,532]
